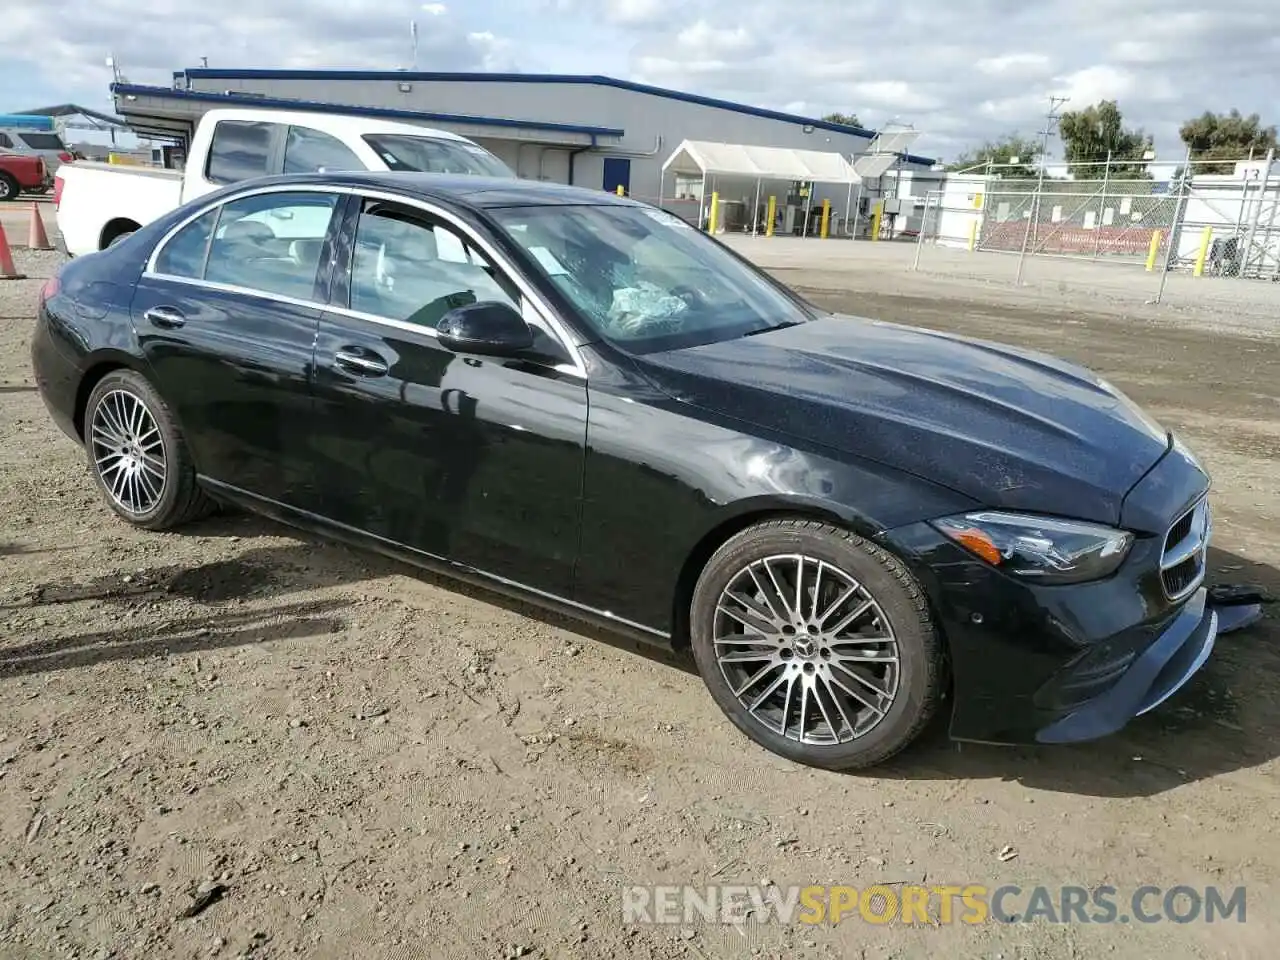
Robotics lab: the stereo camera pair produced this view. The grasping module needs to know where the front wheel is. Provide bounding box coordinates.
[689,519,945,770]
[0,173,18,202]
[83,369,215,530]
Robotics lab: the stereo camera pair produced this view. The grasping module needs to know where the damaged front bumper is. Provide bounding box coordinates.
[1037,583,1264,744]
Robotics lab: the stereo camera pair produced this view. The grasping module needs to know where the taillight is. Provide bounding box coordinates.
[58,152,73,163]
[53,175,63,209]
[39,274,60,305]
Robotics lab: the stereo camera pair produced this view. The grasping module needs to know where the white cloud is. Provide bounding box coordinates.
[5,0,1279,162]
[975,53,1053,78]
[676,20,757,54]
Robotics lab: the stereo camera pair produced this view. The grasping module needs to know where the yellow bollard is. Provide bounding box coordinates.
[1193,226,1213,277]
[765,195,776,237]
[707,191,719,234]
[616,184,625,196]
[820,199,831,239]
[1145,230,1163,272]
[968,220,978,251]
[869,201,883,242]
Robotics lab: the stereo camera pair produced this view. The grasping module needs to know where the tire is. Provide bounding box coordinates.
[83,369,216,531]
[0,173,18,202]
[106,230,135,248]
[689,518,945,770]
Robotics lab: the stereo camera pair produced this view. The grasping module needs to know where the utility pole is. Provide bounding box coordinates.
[1016,94,1069,284]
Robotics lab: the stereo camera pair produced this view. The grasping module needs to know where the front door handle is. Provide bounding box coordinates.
[143,305,186,329]
[334,348,389,377]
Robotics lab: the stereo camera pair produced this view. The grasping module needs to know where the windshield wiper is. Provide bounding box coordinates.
[743,320,805,338]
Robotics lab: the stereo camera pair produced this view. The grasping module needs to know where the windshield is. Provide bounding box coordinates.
[363,134,514,178]
[490,203,816,352]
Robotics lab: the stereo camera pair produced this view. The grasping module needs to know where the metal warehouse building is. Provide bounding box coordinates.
[111,67,935,231]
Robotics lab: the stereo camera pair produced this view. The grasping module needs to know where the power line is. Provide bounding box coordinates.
[1017,94,1069,284]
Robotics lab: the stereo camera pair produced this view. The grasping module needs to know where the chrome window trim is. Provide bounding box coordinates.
[144,181,588,379]
[136,272,585,382]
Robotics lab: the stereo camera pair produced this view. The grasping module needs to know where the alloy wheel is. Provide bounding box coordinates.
[713,554,900,745]
[89,388,168,516]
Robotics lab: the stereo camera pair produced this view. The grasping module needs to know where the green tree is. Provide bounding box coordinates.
[1180,109,1277,174]
[946,134,1044,177]
[822,112,863,129]
[1057,99,1152,178]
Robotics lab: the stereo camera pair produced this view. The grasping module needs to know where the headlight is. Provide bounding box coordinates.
[932,512,1133,584]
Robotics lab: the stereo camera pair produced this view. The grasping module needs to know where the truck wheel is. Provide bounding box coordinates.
[0,174,18,201]
[689,518,946,771]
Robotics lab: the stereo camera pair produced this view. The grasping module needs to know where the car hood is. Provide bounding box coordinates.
[633,315,1171,527]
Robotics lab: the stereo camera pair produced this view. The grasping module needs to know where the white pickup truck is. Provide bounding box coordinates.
[54,106,516,257]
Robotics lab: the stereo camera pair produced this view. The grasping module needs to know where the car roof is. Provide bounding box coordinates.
[199,107,473,143]
[230,171,640,210]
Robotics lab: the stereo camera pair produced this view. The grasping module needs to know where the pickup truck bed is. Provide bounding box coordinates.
[55,162,183,253]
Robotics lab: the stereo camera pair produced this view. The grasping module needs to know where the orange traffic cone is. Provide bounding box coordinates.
[0,222,26,281]
[27,202,52,251]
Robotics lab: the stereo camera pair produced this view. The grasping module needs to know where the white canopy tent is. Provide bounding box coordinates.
[660,139,862,236]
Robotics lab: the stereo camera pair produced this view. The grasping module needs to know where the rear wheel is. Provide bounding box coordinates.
[689,518,945,770]
[83,369,215,530]
[0,173,18,202]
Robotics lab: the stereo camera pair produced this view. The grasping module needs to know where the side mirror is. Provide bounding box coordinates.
[437,301,534,357]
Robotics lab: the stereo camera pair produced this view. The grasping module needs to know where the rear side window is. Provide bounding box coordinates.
[207,120,275,184]
[203,191,340,301]
[0,133,12,148]
[19,133,65,150]
[154,208,218,279]
[283,126,363,174]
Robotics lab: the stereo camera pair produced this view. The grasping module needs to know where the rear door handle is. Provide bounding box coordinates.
[143,306,186,329]
[334,348,389,377]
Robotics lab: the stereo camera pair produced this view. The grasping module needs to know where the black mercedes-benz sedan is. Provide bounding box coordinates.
[31,171,1219,769]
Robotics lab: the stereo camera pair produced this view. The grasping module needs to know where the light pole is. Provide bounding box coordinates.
[1016,94,1068,285]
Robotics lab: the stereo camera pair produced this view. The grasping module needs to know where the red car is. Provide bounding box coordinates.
[0,153,47,201]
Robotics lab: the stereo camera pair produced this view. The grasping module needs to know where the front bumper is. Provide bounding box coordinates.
[1036,587,1216,743]
[884,516,1224,746]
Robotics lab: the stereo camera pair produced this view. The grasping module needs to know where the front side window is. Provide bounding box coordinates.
[154,208,218,279]
[348,199,519,328]
[362,134,514,178]
[283,126,363,174]
[202,191,340,300]
[490,203,818,352]
[0,133,13,148]
[207,120,276,184]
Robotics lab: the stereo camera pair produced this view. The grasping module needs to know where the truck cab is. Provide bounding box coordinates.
[54,107,516,257]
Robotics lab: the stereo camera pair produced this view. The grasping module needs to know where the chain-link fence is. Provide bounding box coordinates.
[907,152,1280,307]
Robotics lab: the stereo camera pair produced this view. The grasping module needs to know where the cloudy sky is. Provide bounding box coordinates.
[3,0,1275,160]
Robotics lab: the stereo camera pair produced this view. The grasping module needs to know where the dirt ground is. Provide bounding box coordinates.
[1,239,1277,960]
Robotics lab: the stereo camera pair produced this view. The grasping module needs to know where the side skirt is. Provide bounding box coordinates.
[198,477,675,651]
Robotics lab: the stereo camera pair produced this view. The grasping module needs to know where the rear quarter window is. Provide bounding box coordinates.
[18,133,65,150]
[154,208,219,279]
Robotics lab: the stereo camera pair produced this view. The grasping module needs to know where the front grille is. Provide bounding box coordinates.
[1160,496,1211,601]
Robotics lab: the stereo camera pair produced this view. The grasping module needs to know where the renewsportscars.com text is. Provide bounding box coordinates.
[621,883,1247,926]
